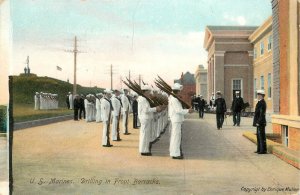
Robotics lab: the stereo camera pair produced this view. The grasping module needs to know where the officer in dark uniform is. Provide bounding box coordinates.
[231,91,244,126]
[73,95,80,121]
[197,95,205,118]
[214,91,226,130]
[132,93,139,129]
[253,90,267,154]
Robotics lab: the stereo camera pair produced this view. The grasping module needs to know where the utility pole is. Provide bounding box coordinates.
[110,64,113,90]
[138,74,141,86]
[65,36,82,96]
[73,36,77,95]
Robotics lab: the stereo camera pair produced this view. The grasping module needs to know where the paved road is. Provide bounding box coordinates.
[12,114,299,195]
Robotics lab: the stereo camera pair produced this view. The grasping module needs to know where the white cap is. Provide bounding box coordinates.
[172,83,182,91]
[216,91,221,94]
[104,88,113,94]
[257,89,265,95]
[200,95,203,97]
[235,91,240,94]
[68,92,71,94]
[141,84,151,91]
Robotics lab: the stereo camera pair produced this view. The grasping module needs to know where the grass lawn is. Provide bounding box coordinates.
[13,104,73,123]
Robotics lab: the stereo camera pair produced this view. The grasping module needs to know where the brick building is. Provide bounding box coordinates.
[194,65,208,100]
[203,26,257,109]
[174,72,196,105]
[271,0,300,151]
[249,16,273,116]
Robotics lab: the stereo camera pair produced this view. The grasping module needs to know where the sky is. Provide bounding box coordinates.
[11,0,272,89]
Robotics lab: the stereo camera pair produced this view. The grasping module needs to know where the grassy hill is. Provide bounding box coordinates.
[12,74,104,107]
[12,74,104,122]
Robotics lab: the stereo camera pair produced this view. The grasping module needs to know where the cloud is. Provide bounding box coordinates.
[223,13,247,26]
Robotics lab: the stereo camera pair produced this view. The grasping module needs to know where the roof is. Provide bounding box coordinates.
[174,72,195,85]
[206,26,258,31]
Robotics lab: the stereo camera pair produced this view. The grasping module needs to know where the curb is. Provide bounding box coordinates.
[14,114,73,131]
[243,131,300,169]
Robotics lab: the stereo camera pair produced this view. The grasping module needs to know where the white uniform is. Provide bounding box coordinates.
[86,99,93,122]
[138,96,157,153]
[69,94,74,109]
[101,98,112,145]
[111,95,121,140]
[95,98,102,122]
[34,94,40,110]
[121,94,130,134]
[169,96,189,157]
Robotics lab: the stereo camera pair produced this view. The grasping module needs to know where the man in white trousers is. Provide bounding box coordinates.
[69,92,74,110]
[34,92,40,110]
[169,83,193,159]
[101,89,113,147]
[111,89,122,141]
[95,93,103,123]
[121,89,131,135]
[138,84,164,156]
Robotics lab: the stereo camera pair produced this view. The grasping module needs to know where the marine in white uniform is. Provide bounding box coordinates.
[85,94,94,122]
[69,92,74,110]
[111,90,122,141]
[101,89,113,147]
[34,92,40,110]
[169,83,193,159]
[95,93,103,123]
[138,84,163,156]
[121,89,131,135]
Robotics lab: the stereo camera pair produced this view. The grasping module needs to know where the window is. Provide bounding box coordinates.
[232,79,242,99]
[254,48,257,59]
[282,125,289,147]
[260,75,264,90]
[254,78,257,99]
[260,41,264,55]
[268,73,272,98]
[268,35,272,51]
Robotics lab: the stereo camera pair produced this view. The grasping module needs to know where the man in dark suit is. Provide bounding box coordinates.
[231,91,244,126]
[253,90,267,154]
[214,91,226,130]
[197,95,205,118]
[132,93,139,129]
[79,94,86,120]
[73,95,80,121]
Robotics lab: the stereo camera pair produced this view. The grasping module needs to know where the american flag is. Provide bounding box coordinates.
[56,66,62,71]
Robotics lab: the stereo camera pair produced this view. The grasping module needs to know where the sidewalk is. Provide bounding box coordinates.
[0,136,9,195]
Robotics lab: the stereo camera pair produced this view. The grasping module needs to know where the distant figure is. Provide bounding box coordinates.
[231,91,244,126]
[69,92,73,109]
[214,91,226,130]
[85,94,93,122]
[253,90,267,154]
[209,93,215,110]
[121,89,130,135]
[34,92,40,110]
[73,95,80,121]
[79,94,85,120]
[132,93,139,129]
[95,93,103,122]
[197,95,205,118]
[111,89,122,141]
[66,94,70,109]
[101,89,113,147]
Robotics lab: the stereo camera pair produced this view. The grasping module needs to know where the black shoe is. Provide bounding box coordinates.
[217,128,220,130]
[254,151,258,153]
[233,124,236,126]
[172,156,184,159]
[141,153,152,156]
[113,139,122,141]
[237,124,240,126]
[258,151,267,154]
[124,133,131,135]
[102,144,113,147]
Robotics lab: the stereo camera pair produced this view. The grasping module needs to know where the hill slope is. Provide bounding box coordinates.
[12,75,104,107]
